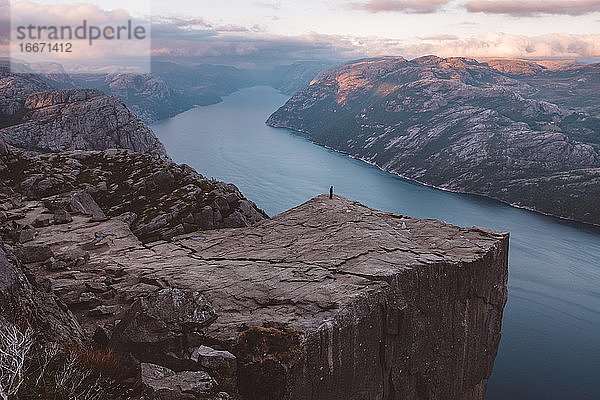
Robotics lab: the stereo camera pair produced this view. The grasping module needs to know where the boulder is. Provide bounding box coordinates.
[32,214,53,227]
[151,169,175,189]
[69,192,105,218]
[53,209,72,224]
[190,345,237,376]
[14,244,53,264]
[85,281,110,293]
[88,305,120,317]
[110,288,218,366]
[18,228,36,243]
[56,249,89,269]
[141,363,215,400]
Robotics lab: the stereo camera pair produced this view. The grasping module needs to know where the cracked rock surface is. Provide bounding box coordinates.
[4,189,508,400]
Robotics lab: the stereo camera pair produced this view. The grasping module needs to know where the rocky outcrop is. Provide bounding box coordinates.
[4,184,508,399]
[0,145,266,243]
[0,67,509,399]
[267,56,600,225]
[0,134,266,397]
[0,88,169,158]
[140,362,217,400]
[0,63,54,128]
[0,238,84,344]
[110,288,218,367]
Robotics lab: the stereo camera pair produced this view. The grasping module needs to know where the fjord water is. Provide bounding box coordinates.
[152,86,600,399]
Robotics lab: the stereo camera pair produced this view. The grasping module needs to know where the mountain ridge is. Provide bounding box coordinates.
[267,55,600,226]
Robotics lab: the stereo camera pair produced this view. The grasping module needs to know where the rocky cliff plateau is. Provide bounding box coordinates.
[1,180,509,399]
[266,56,600,226]
[0,83,509,400]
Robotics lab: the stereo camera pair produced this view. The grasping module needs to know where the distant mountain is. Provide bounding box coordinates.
[68,62,254,123]
[69,72,196,123]
[4,59,332,124]
[267,56,600,225]
[0,62,55,128]
[266,61,338,95]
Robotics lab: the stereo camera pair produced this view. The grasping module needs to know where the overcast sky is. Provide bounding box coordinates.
[4,0,600,66]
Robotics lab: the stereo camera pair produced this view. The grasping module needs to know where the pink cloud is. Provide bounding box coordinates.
[418,34,459,41]
[466,0,600,16]
[10,1,131,25]
[396,32,600,59]
[352,0,452,13]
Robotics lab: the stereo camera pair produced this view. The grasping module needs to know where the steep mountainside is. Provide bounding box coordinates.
[0,88,169,158]
[267,56,600,225]
[0,63,54,128]
[481,58,600,116]
[70,72,197,123]
[0,180,508,399]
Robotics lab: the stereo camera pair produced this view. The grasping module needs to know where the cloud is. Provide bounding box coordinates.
[418,34,459,40]
[10,1,131,25]
[151,32,361,67]
[6,2,151,73]
[254,1,282,10]
[152,16,264,34]
[351,0,452,13]
[150,27,600,68]
[4,1,599,70]
[466,0,600,16]
[397,32,600,59]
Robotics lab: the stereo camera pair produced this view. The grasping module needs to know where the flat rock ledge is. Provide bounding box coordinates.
[10,194,508,400]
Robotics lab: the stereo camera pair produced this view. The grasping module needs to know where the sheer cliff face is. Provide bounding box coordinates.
[193,196,508,400]
[0,88,169,159]
[267,56,600,226]
[2,190,508,400]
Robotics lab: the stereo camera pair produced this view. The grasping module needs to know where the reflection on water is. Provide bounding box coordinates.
[152,86,600,400]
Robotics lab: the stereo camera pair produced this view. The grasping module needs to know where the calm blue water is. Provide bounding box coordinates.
[152,86,600,399]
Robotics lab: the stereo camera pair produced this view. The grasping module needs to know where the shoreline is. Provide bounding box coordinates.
[267,122,600,231]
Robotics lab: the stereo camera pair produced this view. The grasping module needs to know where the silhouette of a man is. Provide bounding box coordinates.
[329,186,334,199]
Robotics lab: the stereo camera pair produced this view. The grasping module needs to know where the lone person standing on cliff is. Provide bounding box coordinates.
[329,186,334,199]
